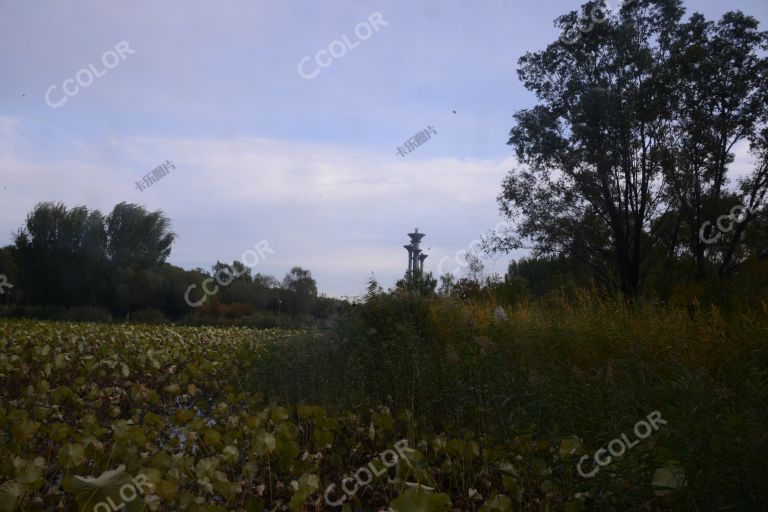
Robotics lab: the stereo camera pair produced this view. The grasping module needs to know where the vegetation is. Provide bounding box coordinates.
[240,289,767,510]
[2,1,767,510]
[1,284,766,510]
[488,0,768,297]
[0,202,345,325]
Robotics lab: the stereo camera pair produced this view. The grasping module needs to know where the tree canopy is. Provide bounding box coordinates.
[489,0,768,297]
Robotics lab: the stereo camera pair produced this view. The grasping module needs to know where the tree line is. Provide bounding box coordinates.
[0,202,342,324]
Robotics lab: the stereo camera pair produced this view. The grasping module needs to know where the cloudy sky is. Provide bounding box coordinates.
[1,0,766,297]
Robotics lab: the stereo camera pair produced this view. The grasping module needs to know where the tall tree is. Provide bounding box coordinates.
[492,0,767,296]
[106,202,175,269]
[105,202,175,315]
[282,266,318,314]
[13,202,107,306]
[666,12,768,277]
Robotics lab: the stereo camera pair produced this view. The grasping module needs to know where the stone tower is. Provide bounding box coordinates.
[404,228,428,274]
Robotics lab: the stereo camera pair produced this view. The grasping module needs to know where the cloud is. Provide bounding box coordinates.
[0,116,517,296]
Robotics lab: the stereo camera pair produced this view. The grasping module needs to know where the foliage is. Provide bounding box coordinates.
[1,203,345,324]
[491,0,768,297]
[2,284,767,510]
[237,290,768,510]
[395,270,438,296]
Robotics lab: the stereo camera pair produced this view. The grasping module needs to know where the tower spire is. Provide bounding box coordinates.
[404,228,428,276]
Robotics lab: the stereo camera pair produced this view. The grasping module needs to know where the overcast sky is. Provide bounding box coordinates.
[1,0,766,297]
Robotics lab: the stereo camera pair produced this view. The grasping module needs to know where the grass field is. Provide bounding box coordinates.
[1,295,766,511]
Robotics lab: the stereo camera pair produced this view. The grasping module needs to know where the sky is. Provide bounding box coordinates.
[1,0,766,298]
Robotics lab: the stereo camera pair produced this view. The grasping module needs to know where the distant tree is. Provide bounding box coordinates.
[105,203,175,316]
[395,270,437,296]
[507,255,584,297]
[363,273,384,302]
[438,273,455,296]
[451,277,482,301]
[253,273,280,289]
[13,202,107,306]
[484,272,529,305]
[463,250,485,282]
[106,202,174,269]
[3,201,351,322]
[282,266,318,314]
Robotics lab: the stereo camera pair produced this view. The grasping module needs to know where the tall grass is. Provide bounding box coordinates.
[237,290,768,509]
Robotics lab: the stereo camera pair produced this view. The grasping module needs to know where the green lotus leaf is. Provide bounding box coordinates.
[0,480,25,512]
[203,428,222,447]
[275,421,298,443]
[479,494,513,512]
[222,445,239,463]
[313,427,333,446]
[164,383,181,396]
[275,437,300,463]
[34,380,50,394]
[652,462,686,496]
[154,479,179,500]
[559,436,582,458]
[226,414,240,430]
[297,473,319,493]
[389,488,452,512]
[142,467,163,488]
[539,479,557,495]
[271,406,290,422]
[297,404,326,420]
[13,457,45,487]
[254,430,276,456]
[288,491,306,511]
[142,411,162,428]
[57,443,86,469]
[150,451,173,469]
[288,473,319,512]
[432,435,447,453]
[195,457,220,479]
[372,410,394,431]
[175,408,195,424]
